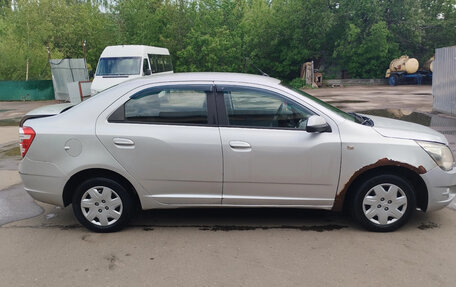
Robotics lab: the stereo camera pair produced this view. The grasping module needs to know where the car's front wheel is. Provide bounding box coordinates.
[72,178,135,232]
[351,174,416,232]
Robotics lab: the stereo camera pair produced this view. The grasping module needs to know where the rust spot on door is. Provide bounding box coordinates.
[332,158,426,211]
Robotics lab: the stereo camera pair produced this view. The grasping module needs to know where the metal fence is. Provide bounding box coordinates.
[433,46,456,116]
[50,59,89,101]
[0,80,54,101]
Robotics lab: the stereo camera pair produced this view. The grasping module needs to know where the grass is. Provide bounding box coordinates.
[3,146,20,157]
[0,118,20,126]
[0,145,21,159]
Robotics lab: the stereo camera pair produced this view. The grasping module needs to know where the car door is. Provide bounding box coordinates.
[96,84,223,205]
[216,85,341,208]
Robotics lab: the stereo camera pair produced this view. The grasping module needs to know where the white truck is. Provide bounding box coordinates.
[91,45,173,95]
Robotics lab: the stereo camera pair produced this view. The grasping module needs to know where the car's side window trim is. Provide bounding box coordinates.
[215,85,317,131]
[108,84,218,126]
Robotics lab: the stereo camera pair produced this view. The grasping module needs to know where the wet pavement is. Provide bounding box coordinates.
[0,184,43,226]
[0,137,43,225]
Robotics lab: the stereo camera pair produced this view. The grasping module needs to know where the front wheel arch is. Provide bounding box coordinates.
[341,166,428,213]
[63,168,141,209]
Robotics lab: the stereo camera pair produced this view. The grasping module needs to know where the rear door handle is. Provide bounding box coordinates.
[229,141,251,150]
[113,138,135,148]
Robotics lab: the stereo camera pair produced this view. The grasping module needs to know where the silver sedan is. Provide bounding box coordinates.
[18,73,456,232]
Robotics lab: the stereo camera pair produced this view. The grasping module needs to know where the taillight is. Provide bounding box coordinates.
[19,126,36,158]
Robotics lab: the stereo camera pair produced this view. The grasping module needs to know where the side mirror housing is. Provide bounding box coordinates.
[306,115,331,133]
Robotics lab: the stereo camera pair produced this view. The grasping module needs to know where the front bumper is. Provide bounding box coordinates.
[421,165,456,212]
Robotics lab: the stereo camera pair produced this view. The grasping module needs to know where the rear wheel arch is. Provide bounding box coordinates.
[342,165,428,212]
[63,168,141,209]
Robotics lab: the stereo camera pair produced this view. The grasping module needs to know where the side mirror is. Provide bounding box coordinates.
[88,70,94,78]
[144,69,152,75]
[306,115,331,133]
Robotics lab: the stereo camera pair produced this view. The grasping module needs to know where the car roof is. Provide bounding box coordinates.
[123,72,282,87]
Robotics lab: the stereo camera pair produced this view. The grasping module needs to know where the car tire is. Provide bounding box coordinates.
[351,174,416,232]
[72,177,135,232]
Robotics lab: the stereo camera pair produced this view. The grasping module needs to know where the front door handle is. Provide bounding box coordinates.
[229,141,251,150]
[113,137,135,148]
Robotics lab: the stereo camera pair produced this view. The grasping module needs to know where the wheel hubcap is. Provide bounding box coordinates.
[80,186,123,226]
[362,183,407,225]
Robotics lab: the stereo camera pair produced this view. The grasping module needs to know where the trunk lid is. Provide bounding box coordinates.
[20,103,75,127]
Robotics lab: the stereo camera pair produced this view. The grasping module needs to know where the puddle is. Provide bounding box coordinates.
[0,184,43,226]
[359,109,432,126]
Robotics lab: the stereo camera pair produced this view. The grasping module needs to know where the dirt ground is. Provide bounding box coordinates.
[1,85,456,287]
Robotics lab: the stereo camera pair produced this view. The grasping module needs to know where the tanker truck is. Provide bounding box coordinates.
[385,55,433,86]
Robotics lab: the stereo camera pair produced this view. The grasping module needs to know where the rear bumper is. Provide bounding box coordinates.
[19,158,67,206]
[421,166,456,212]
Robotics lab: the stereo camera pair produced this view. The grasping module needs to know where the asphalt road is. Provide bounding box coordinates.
[1,85,456,286]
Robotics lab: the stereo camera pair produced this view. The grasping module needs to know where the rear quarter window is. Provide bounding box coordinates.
[117,86,211,125]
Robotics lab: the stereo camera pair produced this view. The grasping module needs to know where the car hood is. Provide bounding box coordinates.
[366,115,448,144]
[26,103,75,116]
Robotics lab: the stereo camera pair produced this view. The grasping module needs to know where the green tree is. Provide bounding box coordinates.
[332,0,399,78]
[1,0,456,81]
[0,0,118,80]
[177,0,245,72]
[418,0,456,60]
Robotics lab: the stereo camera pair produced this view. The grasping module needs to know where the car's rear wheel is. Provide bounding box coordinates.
[72,178,134,232]
[351,174,416,232]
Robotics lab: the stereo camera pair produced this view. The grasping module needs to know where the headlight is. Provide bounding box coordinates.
[416,141,454,171]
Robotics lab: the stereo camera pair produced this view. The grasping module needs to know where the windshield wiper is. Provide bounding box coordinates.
[101,74,129,78]
[349,112,374,126]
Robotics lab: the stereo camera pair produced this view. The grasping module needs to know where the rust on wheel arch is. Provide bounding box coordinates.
[332,158,426,211]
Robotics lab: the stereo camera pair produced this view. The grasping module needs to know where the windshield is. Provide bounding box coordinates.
[96,57,141,76]
[284,84,356,122]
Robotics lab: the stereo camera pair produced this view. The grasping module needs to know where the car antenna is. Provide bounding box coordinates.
[245,57,269,77]
[254,65,269,77]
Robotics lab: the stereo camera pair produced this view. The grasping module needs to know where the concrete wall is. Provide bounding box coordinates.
[433,46,456,116]
[0,81,54,101]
